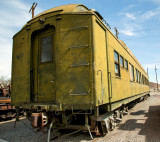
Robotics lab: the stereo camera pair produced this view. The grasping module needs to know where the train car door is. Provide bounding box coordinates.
[94,21,109,105]
[31,26,56,102]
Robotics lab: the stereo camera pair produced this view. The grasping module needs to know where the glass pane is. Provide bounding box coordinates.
[41,36,53,63]
[114,51,119,62]
[142,76,144,84]
[120,56,124,66]
[136,69,138,81]
[139,73,141,83]
[125,60,128,69]
[129,64,133,80]
[132,65,134,80]
[115,64,119,74]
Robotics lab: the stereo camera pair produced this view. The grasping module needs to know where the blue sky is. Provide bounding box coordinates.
[0,0,160,82]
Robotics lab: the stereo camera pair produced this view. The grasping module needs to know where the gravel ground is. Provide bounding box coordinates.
[0,91,160,142]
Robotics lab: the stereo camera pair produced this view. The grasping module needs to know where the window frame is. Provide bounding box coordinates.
[114,51,120,77]
[129,63,135,81]
[124,59,128,70]
[139,72,141,84]
[120,55,124,67]
[39,32,54,64]
[135,69,138,82]
[142,75,144,84]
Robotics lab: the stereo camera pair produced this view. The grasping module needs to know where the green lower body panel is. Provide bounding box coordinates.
[109,91,150,111]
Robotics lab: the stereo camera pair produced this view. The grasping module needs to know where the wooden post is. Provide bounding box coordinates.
[29,2,37,18]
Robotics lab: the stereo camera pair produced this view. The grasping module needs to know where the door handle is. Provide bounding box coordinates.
[108,72,112,98]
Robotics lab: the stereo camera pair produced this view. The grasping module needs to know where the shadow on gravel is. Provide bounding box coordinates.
[139,105,160,142]
[118,105,160,142]
[53,131,94,142]
[118,119,144,131]
[130,110,146,116]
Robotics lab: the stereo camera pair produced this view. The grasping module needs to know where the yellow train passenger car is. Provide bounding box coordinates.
[12,4,149,140]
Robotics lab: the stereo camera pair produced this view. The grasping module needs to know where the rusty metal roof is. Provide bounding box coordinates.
[34,4,89,18]
[20,4,89,30]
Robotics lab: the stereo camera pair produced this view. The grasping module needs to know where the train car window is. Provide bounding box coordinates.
[114,51,119,62]
[115,64,120,76]
[114,51,120,77]
[145,77,146,85]
[139,72,141,83]
[124,60,128,69]
[138,72,140,82]
[144,77,146,84]
[40,35,53,63]
[132,66,135,81]
[142,75,144,84]
[129,64,132,80]
[129,64,134,81]
[142,75,143,84]
[136,69,138,82]
[120,56,124,67]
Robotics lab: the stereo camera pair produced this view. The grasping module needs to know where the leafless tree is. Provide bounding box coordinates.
[0,76,11,88]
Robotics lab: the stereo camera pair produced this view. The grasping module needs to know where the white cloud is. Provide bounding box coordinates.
[125,13,136,20]
[119,4,137,12]
[112,3,160,82]
[142,7,160,20]
[0,0,43,77]
[120,30,136,36]
[118,21,142,36]
[117,4,160,38]
[117,6,141,37]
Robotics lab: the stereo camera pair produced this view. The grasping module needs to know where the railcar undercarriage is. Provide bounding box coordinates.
[16,94,150,142]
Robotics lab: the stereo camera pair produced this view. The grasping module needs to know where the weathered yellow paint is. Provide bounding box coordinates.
[93,20,109,106]
[106,28,149,103]
[31,27,56,102]
[12,4,149,111]
[12,5,94,108]
[56,14,93,105]
[12,28,30,104]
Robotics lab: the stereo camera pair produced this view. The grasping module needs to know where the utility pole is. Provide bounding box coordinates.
[155,65,158,90]
[29,2,37,18]
[114,27,119,39]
